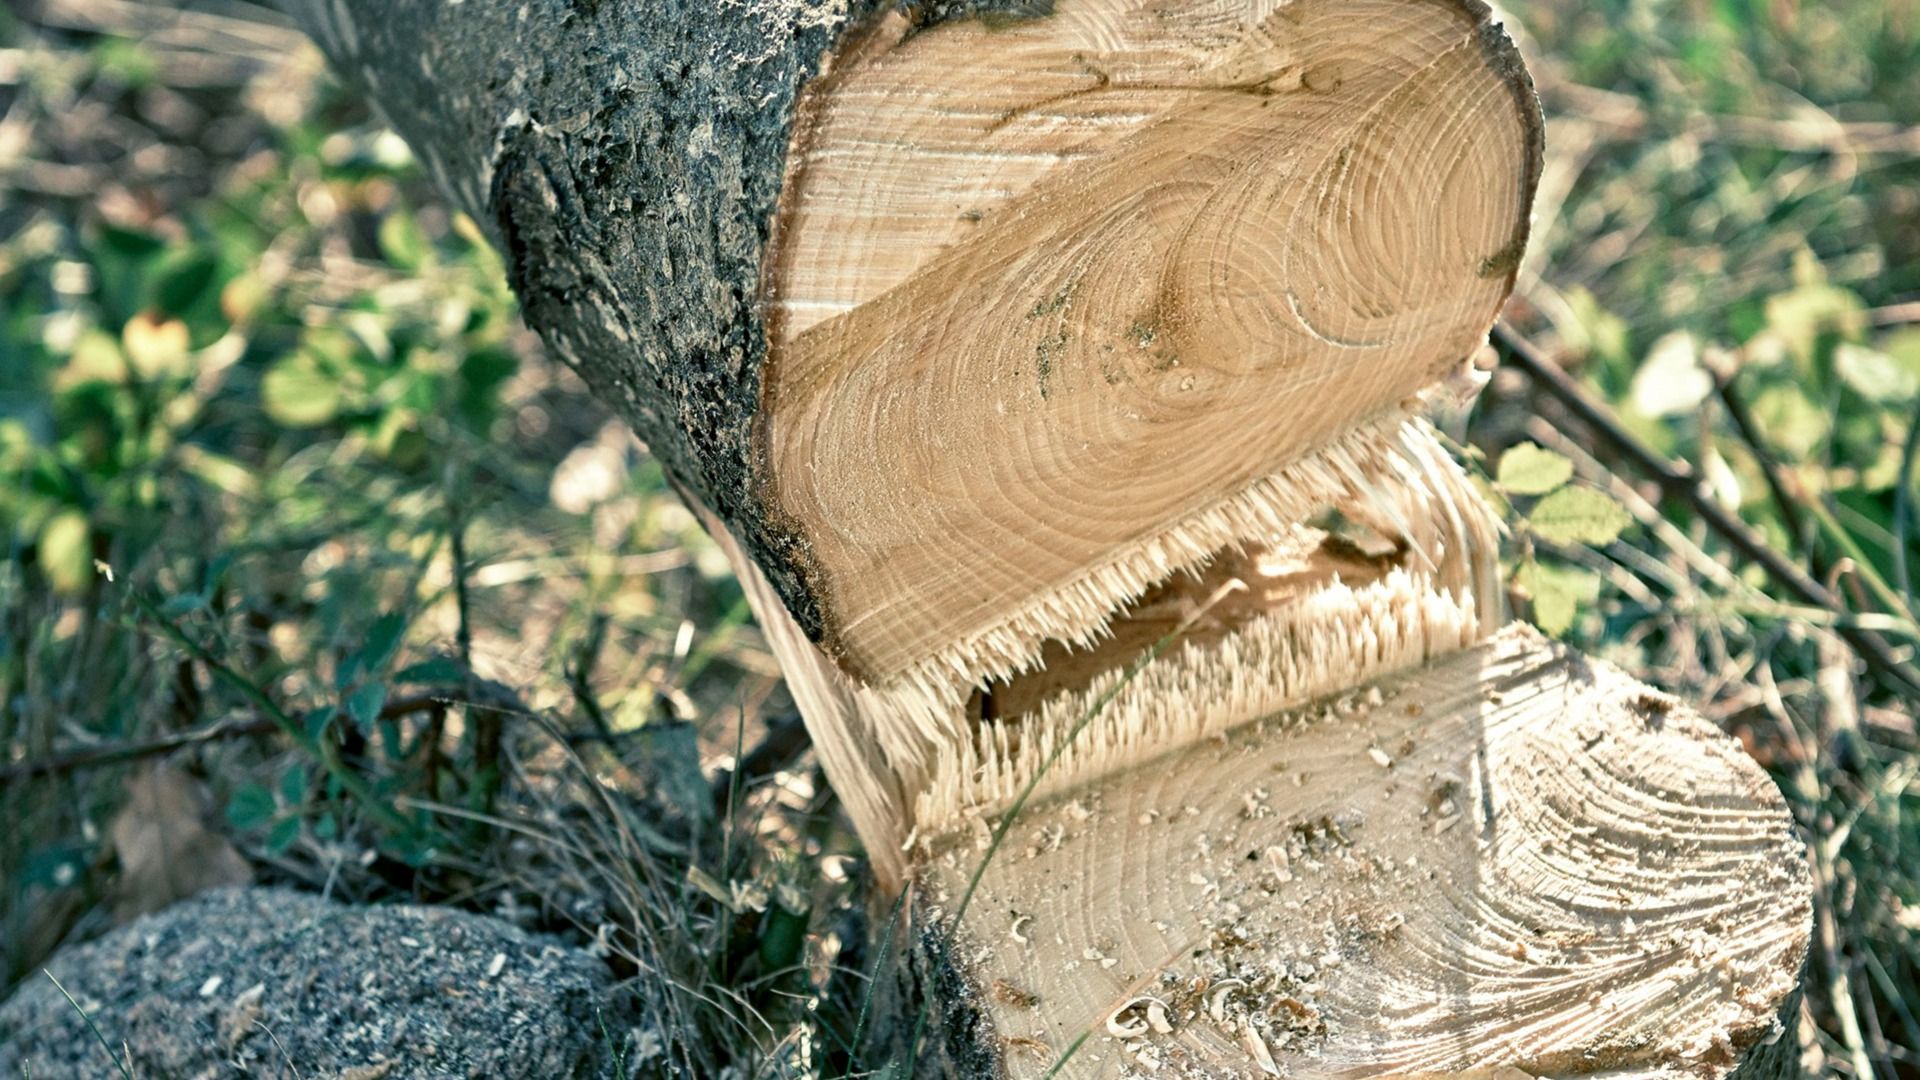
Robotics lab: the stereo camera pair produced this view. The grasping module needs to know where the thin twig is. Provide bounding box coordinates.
[1539,63,1920,157]
[1712,365,1817,560]
[1709,366,1914,623]
[253,1021,307,1080]
[1494,321,1920,696]
[1870,301,1920,327]
[0,694,451,784]
[0,717,275,782]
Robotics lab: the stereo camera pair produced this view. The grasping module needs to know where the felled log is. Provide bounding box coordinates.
[290,0,1812,1074]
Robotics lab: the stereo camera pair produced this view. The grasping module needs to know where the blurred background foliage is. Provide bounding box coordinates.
[2,0,1919,1075]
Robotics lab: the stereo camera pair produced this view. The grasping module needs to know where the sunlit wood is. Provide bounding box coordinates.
[917,628,1809,1078]
[766,0,1541,689]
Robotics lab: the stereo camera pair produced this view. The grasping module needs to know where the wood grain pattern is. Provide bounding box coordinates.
[726,418,1501,888]
[914,416,1501,830]
[920,626,1809,1078]
[765,0,1541,687]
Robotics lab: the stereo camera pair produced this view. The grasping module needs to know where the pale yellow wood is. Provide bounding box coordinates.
[981,538,1400,721]
[915,626,1810,1078]
[764,0,1541,688]
[721,419,1500,890]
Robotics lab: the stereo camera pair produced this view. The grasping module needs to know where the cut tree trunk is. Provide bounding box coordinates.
[289,0,1812,1076]
[906,627,1809,1078]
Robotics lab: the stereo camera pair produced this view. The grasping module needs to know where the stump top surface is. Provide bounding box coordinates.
[765,0,1543,689]
[920,626,1810,1078]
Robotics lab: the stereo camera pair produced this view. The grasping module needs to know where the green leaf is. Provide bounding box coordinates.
[203,553,236,592]
[1495,443,1574,496]
[378,716,406,759]
[303,706,334,742]
[226,784,275,830]
[219,273,268,324]
[91,36,157,88]
[757,898,810,970]
[345,681,387,733]
[57,329,129,388]
[154,250,222,319]
[37,511,93,597]
[1515,560,1600,637]
[1750,384,1829,460]
[265,815,301,855]
[360,611,407,676]
[457,347,518,424]
[1834,343,1918,403]
[394,657,466,685]
[382,829,439,868]
[279,764,309,805]
[1886,328,1920,382]
[176,446,257,497]
[122,312,192,379]
[260,356,341,428]
[1528,487,1631,546]
[89,223,167,323]
[1564,288,1632,374]
[378,210,431,271]
[1469,472,1510,518]
[1764,280,1866,367]
[1628,331,1713,418]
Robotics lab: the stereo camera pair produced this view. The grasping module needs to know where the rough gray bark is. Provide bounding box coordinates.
[286,0,1027,639]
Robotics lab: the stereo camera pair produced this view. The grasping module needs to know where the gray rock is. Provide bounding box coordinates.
[0,887,619,1079]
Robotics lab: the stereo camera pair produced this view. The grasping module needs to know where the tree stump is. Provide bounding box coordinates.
[289,0,1813,1074]
[910,628,1808,1078]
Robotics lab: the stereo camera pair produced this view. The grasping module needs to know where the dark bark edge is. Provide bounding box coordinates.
[288,0,1049,644]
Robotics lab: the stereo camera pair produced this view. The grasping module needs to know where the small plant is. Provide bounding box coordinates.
[1487,442,1632,636]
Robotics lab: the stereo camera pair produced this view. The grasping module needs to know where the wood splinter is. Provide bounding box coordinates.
[295,0,1812,1074]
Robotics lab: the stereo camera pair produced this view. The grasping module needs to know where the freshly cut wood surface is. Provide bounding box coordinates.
[724,419,1500,887]
[765,0,1542,688]
[918,626,1809,1078]
[913,417,1501,832]
[978,536,1401,721]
